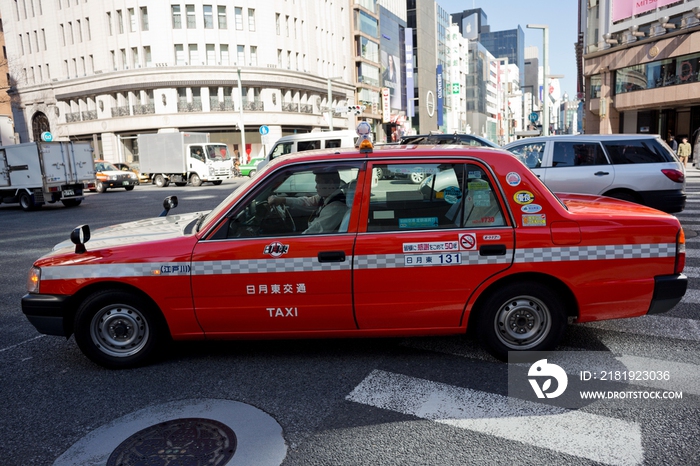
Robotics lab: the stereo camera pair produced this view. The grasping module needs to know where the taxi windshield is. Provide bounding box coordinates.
[198,176,257,232]
[96,161,119,171]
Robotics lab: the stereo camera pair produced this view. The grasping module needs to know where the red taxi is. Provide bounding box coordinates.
[22,140,688,368]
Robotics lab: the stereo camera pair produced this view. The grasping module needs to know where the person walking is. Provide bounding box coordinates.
[677,137,691,168]
[667,133,678,153]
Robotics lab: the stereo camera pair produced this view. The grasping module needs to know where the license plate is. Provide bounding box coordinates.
[63,189,74,196]
[122,181,130,186]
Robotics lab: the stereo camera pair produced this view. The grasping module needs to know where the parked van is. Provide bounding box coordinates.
[257,130,357,171]
[503,134,686,213]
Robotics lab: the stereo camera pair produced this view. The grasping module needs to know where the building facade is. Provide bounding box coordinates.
[1,0,356,162]
[582,0,700,145]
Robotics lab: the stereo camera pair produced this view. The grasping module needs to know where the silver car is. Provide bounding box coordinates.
[503,134,686,213]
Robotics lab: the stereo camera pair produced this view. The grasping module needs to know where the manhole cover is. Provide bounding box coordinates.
[107,417,237,466]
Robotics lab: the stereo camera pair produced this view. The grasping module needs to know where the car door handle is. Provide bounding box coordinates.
[479,245,506,256]
[318,251,346,262]
[594,171,610,176]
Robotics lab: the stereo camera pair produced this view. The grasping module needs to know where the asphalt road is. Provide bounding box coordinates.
[1,170,699,466]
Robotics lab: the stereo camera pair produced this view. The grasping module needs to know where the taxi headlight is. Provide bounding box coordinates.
[109,175,118,180]
[27,266,41,293]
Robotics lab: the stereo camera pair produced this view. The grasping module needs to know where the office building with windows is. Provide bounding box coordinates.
[1,0,355,162]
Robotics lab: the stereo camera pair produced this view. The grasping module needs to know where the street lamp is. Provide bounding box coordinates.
[237,68,246,158]
[527,24,549,136]
[327,76,343,131]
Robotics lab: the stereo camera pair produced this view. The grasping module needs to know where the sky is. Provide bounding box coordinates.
[439,0,580,99]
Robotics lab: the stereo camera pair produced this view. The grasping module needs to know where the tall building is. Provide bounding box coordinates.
[406,0,439,133]
[480,26,525,87]
[444,23,469,133]
[378,1,407,142]
[353,0,383,139]
[1,0,356,162]
[581,0,700,142]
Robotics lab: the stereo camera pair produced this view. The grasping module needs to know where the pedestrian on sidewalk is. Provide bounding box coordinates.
[677,137,691,168]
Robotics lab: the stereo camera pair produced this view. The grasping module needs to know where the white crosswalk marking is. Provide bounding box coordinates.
[581,314,700,341]
[347,369,643,466]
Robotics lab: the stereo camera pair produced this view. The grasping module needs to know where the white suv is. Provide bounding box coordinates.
[503,134,686,213]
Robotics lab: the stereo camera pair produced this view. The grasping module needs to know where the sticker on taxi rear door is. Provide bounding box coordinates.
[403,241,459,253]
[506,172,521,186]
[514,191,535,205]
[522,214,547,226]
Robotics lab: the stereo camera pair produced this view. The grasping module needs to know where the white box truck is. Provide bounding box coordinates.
[137,132,233,187]
[0,141,94,211]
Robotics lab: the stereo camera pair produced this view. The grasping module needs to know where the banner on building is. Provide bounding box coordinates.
[437,64,444,127]
[382,88,391,123]
[406,28,415,118]
[612,0,679,22]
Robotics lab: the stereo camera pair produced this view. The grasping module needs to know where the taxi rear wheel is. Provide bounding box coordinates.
[74,290,166,369]
[477,282,566,361]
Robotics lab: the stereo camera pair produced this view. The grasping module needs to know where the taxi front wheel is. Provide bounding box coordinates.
[477,282,567,361]
[74,290,167,369]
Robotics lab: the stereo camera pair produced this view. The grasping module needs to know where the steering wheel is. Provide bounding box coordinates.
[272,203,296,232]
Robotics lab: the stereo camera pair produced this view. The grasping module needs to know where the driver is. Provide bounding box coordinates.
[268,170,346,234]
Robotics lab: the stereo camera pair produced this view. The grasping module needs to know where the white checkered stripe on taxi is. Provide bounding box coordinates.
[42,263,159,280]
[514,243,676,263]
[192,257,351,275]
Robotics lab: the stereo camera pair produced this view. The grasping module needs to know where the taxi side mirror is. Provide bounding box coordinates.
[70,224,91,254]
[160,196,178,217]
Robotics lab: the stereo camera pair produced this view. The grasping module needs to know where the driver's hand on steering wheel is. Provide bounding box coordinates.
[268,195,286,207]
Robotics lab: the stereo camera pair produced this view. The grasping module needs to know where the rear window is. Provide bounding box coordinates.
[325,139,343,149]
[603,139,675,164]
[297,140,321,151]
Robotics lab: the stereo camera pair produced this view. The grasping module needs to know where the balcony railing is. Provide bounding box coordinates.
[210,98,235,111]
[177,101,203,112]
[111,105,131,117]
[243,100,264,111]
[300,104,313,114]
[132,104,155,115]
[282,102,299,112]
[66,112,81,122]
[81,110,98,121]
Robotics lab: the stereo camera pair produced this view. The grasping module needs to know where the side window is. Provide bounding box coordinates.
[507,142,545,168]
[603,139,675,164]
[552,142,608,166]
[270,142,293,160]
[367,163,505,232]
[297,140,320,151]
[325,139,342,149]
[190,146,204,162]
[222,163,361,238]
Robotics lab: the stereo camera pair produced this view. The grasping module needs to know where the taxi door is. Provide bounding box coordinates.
[352,161,515,330]
[189,163,362,335]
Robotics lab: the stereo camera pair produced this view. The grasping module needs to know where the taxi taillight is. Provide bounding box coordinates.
[675,229,686,275]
